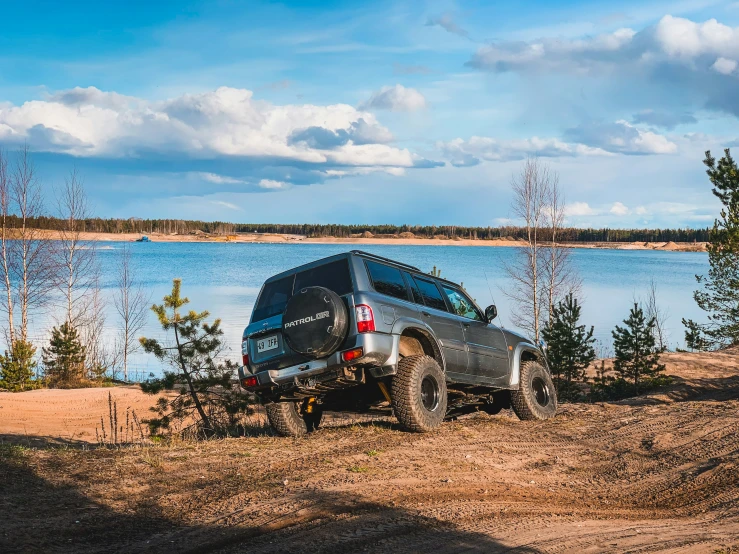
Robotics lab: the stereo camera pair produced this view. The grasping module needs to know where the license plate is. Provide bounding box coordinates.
[257,334,279,353]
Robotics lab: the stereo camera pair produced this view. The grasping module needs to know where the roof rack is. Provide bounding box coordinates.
[350,250,421,272]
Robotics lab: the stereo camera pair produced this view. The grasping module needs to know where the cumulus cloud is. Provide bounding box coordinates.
[565,202,598,217]
[438,135,610,166]
[563,121,677,155]
[610,202,630,216]
[631,110,697,130]
[712,57,738,75]
[0,86,439,189]
[426,13,469,38]
[359,85,427,112]
[466,15,739,115]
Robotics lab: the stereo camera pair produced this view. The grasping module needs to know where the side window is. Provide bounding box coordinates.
[412,276,448,312]
[365,260,409,301]
[403,271,423,304]
[441,285,484,321]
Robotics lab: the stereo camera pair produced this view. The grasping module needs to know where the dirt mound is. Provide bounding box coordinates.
[398,231,415,239]
[659,241,681,250]
[361,231,373,238]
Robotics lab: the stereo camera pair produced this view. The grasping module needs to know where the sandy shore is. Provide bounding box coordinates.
[31,229,707,252]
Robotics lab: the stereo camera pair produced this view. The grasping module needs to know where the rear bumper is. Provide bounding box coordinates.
[239,332,397,392]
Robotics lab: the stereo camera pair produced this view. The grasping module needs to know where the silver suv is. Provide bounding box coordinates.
[239,250,556,436]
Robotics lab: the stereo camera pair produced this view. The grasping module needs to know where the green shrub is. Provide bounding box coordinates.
[0,340,40,392]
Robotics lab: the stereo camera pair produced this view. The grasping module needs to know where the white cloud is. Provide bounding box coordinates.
[564,120,677,155]
[712,57,738,75]
[610,202,630,216]
[466,15,739,115]
[635,206,648,215]
[359,85,427,112]
[210,200,241,210]
[0,86,433,176]
[258,179,290,190]
[438,135,610,166]
[565,202,598,216]
[198,172,245,185]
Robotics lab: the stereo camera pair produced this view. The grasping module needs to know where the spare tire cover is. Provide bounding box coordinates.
[282,286,348,358]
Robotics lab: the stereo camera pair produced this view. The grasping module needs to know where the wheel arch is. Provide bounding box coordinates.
[509,343,548,388]
[391,319,446,372]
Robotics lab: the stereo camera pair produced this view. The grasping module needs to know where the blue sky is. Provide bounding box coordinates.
[1,0,738,227]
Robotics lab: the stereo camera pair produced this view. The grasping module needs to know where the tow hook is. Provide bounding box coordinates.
[303,397,317,414]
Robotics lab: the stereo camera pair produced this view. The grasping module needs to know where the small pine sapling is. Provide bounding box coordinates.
[541,293,596,401]
[139,279,253,437]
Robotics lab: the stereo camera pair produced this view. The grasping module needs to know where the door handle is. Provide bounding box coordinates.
[421,311,430,317]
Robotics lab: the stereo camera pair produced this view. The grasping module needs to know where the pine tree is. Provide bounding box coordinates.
[42,322,86,388]
[0,340,40,392]
[612,303,666,395]
[541,293,596,400]
[139,279,253,437]
[683,149,739,348]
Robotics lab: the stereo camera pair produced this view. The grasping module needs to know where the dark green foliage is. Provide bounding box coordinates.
[139,279,254,437]
[2,215,710,243]
[541,294,596,401]
[42,323,86,388]
[0,340,40,392]
[684,149,739,348]
[611,303,666,395]
[682,318,710,352]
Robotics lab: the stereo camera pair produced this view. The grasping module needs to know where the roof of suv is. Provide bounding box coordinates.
[262,250,467,291]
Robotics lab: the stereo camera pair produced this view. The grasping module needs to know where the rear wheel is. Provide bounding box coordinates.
[391,355,447,432]
[511,360,557,421]
[265,401,323,437]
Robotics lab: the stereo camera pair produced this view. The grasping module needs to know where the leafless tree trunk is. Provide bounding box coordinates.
[56,168,97,327]
[0,149,15,344]
[114,244,149,381]
[503,158,550,342]
[82,275,111,379]
[645,279,669,351]
[542,176,580,325]
[11,146,56,342]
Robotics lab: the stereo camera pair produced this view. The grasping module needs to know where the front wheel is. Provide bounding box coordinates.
[511,360,557,421]
[391,355,447,432]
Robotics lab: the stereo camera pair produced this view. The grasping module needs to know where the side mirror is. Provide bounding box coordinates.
[485,305,497,323]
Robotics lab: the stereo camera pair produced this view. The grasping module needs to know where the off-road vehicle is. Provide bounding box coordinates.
[239,250,556,436]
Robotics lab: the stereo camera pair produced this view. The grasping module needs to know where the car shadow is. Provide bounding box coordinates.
[0,448,541,554]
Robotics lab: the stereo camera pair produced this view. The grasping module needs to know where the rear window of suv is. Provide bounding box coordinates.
[251,258,352,323]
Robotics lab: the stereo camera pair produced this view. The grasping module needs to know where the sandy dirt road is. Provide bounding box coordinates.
[1,349,738,553]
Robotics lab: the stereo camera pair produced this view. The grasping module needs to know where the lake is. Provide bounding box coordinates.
[27,242,711,379]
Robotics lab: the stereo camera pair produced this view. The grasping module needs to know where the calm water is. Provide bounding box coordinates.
[28,243,710,378]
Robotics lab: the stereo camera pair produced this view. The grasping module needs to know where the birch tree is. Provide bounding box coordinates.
[114,244,149,381]
[56,168,96,327]
[542,177,580,325]
[503,158,551,342]
[0,149,14,344]
[11,146,55,342]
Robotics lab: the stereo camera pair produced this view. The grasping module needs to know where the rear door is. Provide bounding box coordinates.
[408,274,467,373]
[439,284,509,382]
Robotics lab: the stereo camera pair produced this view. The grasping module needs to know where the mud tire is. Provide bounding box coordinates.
[266,402,323,437]
[511,360,558,421]
[391,355,447,432]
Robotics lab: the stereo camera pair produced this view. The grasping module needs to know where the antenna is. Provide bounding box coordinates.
[484,269,505,329]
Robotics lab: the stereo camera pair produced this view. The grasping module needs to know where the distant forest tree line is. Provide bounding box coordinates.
[6,216,710,243]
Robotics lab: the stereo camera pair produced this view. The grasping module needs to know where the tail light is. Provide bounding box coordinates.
[355,304,375,333]
[241,338,249,367]
[241,376,258,389]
